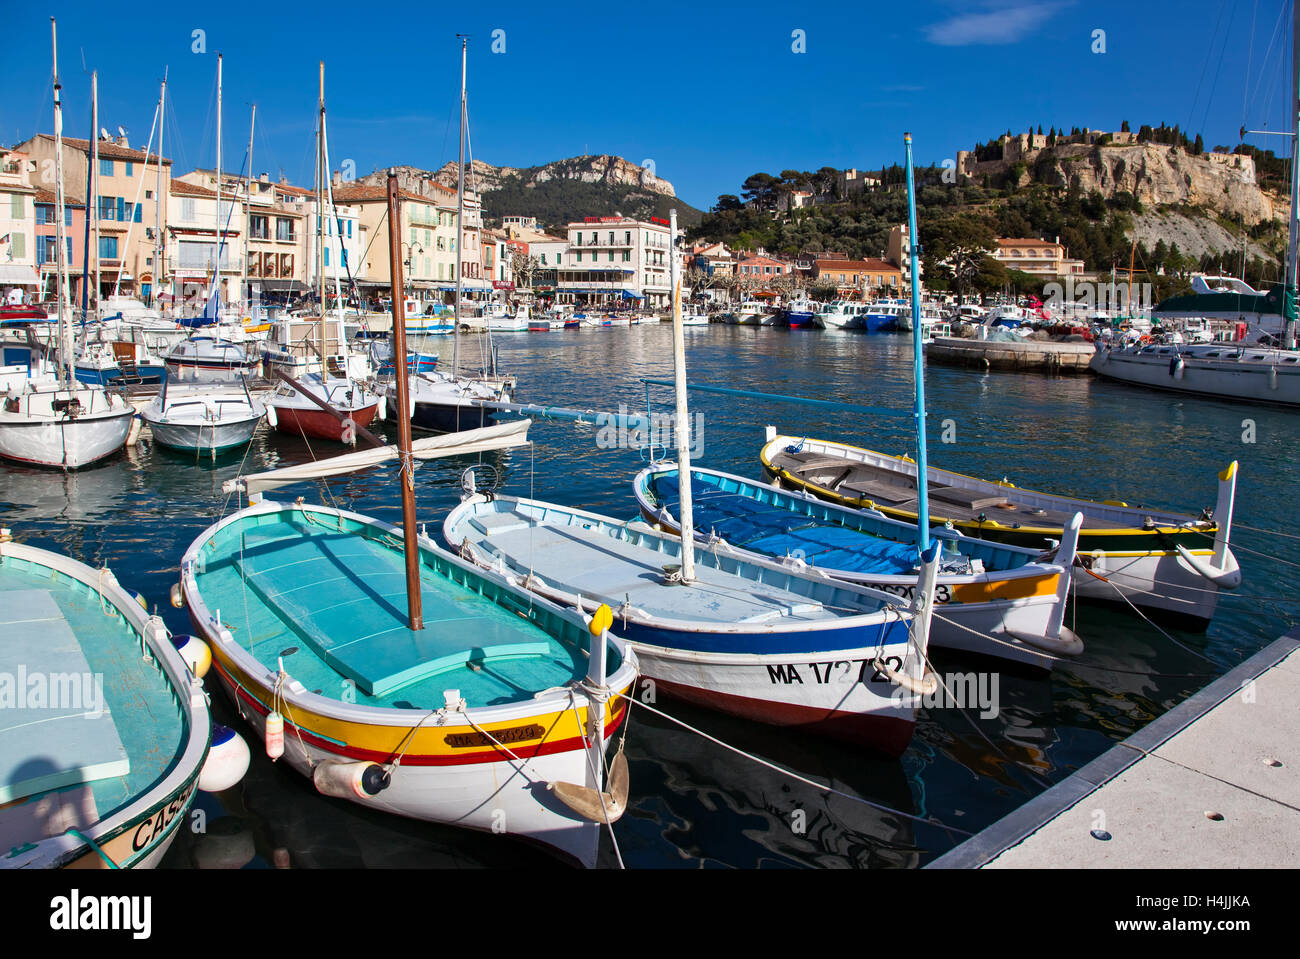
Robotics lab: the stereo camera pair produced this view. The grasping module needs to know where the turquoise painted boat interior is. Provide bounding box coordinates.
[0,555,187,824]
[194,507,612,708]
[642,468,1034,575]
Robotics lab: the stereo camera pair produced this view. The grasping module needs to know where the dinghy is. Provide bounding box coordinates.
[634,464,1082,668]
[177,170,636,868]
[141,377,265,458]
[444,208,940,758]
[760,432,1241,626]
[0,522,217,867]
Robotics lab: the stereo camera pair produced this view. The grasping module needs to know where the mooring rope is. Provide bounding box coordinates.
[609,690,973,839]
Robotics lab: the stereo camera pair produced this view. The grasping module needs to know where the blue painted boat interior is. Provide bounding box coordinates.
[195,509,605,708]
[644,469,1031,575]
[0,556,186,823]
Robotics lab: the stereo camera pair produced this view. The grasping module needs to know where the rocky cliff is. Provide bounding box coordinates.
[430,154,677,198]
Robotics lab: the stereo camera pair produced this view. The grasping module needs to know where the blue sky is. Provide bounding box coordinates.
[3,1,1294,211]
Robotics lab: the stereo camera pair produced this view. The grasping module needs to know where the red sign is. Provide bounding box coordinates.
[493,281,514,290]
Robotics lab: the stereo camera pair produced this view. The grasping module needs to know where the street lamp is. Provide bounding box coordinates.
[400,241,424,302]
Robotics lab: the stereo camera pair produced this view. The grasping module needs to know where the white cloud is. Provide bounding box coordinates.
[925,2,1065,47]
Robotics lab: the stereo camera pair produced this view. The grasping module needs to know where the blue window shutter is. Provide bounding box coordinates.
[117,197,124,220]
[66,237,72,259]
[134,203,142,222]
[65,207,72,226]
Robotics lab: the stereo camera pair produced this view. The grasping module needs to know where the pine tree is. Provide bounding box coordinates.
[1121,120,1130,133]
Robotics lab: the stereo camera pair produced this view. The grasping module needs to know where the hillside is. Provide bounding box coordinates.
[359,155,703,231]
[689,126,1290,297]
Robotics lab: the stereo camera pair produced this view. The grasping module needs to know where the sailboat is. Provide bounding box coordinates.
[178,175,636,866]
[268,63,381,444]
[0,31,133,470]
[380,40,513,436]
[1090,6,1300,405]
[444,208,941,758]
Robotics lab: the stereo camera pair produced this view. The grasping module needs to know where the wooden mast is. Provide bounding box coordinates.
[386,172,423,630]
[215,54,222,316]
[669,207,694,583]
[155,72,166,310]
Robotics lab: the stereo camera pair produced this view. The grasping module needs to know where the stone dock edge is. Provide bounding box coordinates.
[925,626,1300,869]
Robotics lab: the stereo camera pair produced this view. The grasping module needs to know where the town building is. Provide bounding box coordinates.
[556,216,675,307]
[0,150,39,302]
[32,189,87,305]
[993,237,1086,278]
[16,133,172,303]
[813,257,902,293]
[736,255,792,280]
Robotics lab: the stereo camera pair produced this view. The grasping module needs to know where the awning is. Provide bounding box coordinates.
[0,265,41,287]
[253,280,308,293]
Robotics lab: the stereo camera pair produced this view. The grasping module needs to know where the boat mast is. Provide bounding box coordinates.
[453,36,466,379]
[317,61,326,368]
[669,207,695,583]
[1286,0,1300,350]
[904,133,930,555]
[319,74,348,365]
[91,71,99,321]
[155,71,166,309]
[243,103,255,318]
[215,53,222,317]
[386,171,423,630]
[51,18,69,389]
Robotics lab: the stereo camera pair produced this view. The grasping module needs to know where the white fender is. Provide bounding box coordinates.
[1175,543,1242,589]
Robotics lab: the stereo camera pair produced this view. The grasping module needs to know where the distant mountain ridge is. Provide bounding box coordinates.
[359,155,702,230]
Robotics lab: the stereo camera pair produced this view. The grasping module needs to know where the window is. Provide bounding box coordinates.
[145,190,153,199]
[133,202,141,222]
[65,207,73,226]
[250,214,269,239]
[608,231,614,244]
[625,231,631,245]
[181,197,196,222]
[576,251,582,263]
[100,158,113,176]
[622,251,630,262]
[347,220,352,238]
[34,204,49,224]
[324,248,330,267]
[98,196,116,220]
[98,236,117,260]
[608,251,614,262]
[276,217,295,241]
[576,232,583,245]
[124,161,134,177]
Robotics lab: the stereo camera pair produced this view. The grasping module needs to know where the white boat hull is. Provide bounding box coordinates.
[1091,346,1300,407]
[0,390,133,469]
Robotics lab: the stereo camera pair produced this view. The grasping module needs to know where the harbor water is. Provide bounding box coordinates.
[4,323,1295,869]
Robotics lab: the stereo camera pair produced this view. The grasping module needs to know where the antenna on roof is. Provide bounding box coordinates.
[117,125,126,137]
[99,127,108,140]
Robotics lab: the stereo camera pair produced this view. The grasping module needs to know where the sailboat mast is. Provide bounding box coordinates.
[50,18,69,389]
[216,53,222,315]
[1286,0,1300,350]
[669,207,695,583]
[317,61,326,366]
[904,133,930,555]
[454,36,466,379]
[155,72,166,309]
[91,71,99,320]
[386,172,424,631]
[243,103,255,316]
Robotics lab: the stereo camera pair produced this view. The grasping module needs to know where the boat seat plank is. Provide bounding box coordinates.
[837,477,918,504]
[0,590,130,805]
[929,486,1008,510]
[477,518,841,624]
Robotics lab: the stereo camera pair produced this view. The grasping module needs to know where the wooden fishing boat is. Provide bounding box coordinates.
[0,528,216,868]
[444,494,936,756]
[445,209,939,759]
[183,423,636,866]
[759,431,1241,626]
[633,463,1082,669]
[267,371,380,444]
